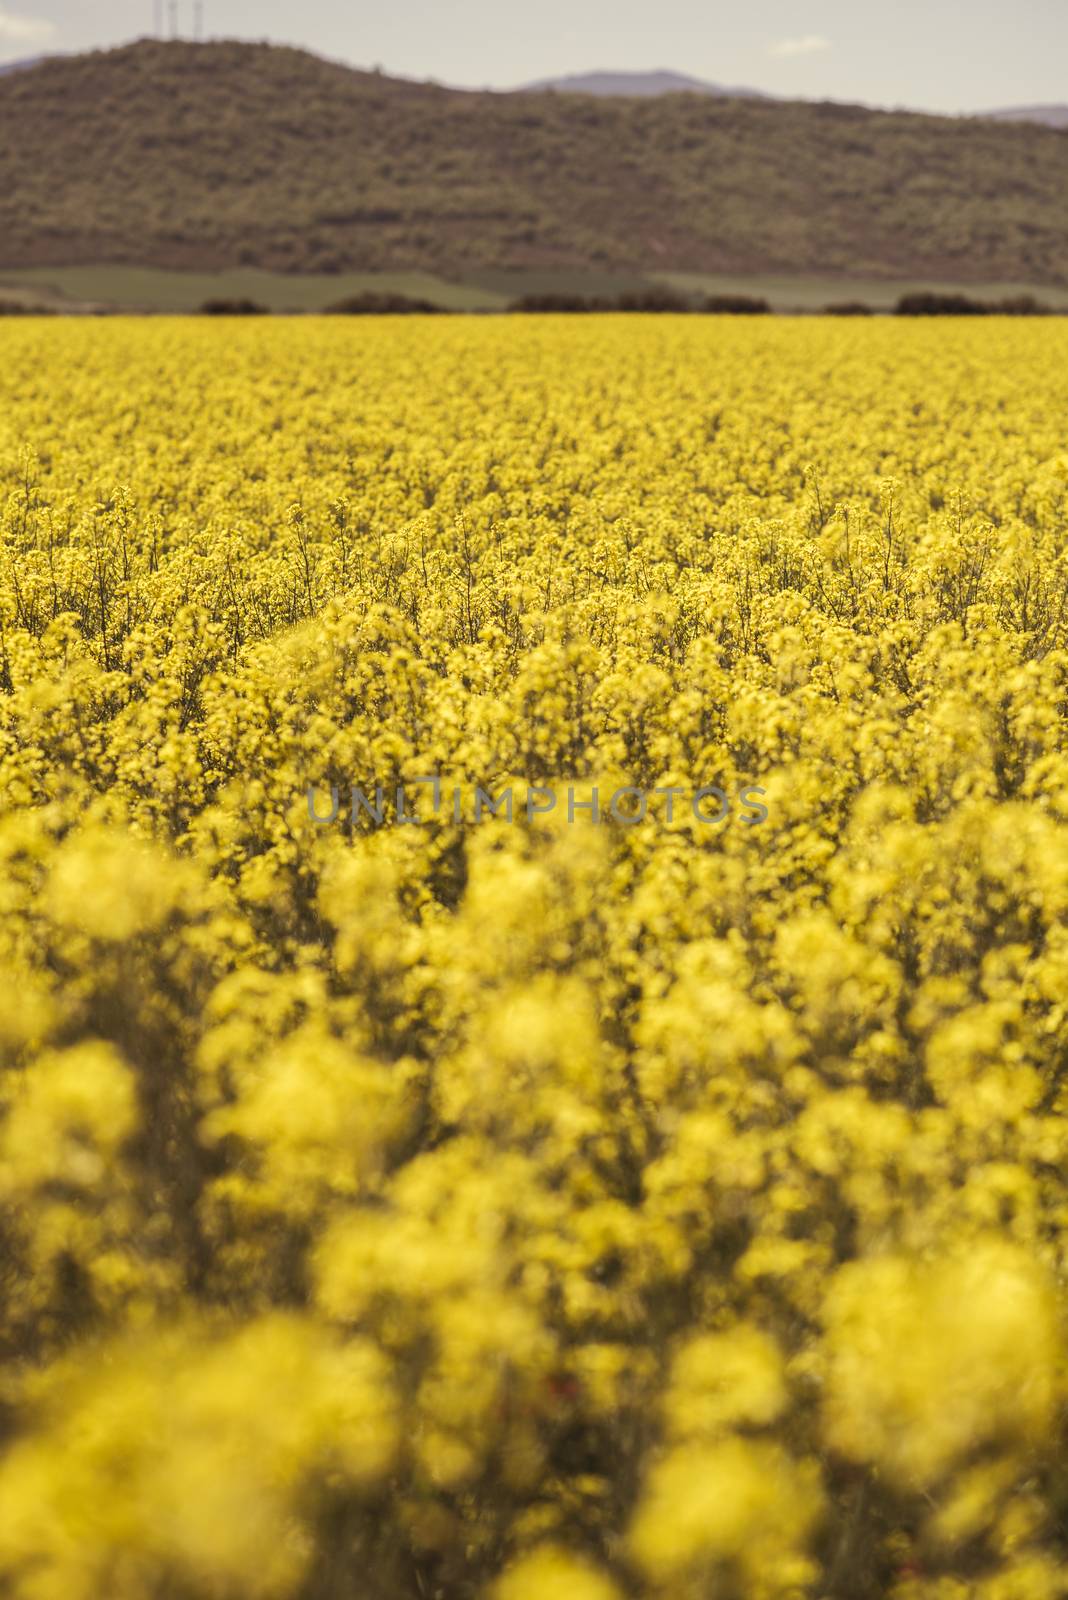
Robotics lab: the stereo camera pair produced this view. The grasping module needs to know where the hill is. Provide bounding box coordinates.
[518,68,769,98]
[3,39,1068,284]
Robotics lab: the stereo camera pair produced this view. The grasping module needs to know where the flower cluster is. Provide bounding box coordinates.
[1,315,1068,1599]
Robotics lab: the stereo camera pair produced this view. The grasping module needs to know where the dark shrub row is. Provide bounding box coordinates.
[509,289,691,312]
[198,298,269,315]
[703,294,772,314]
[184,290,1060,318]
[894,291,1053,315]
[508,290,771,313]
[323,292,447,314]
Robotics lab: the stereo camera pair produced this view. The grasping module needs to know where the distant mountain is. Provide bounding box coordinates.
[3,39,1068,287]
[0,57,44,76]
[983,104,1068,128]
[519,68,770,99]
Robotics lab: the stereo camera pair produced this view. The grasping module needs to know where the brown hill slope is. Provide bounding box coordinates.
[3,39,1068,283]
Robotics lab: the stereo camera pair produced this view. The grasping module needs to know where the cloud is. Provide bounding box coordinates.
[0,7,55,45]
[770,35,831,58]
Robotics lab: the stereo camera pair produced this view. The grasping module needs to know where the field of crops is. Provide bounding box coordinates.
[2,316,1068,1600]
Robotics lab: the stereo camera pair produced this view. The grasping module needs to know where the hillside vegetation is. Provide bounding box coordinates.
[3,39,1068,282]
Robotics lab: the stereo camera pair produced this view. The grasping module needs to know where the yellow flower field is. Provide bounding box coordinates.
[2,314,1068,1599]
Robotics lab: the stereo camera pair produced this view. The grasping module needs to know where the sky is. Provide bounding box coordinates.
[1,0,1066,114]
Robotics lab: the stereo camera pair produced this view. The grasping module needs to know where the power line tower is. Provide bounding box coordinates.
[153,0,163,36]
[194,1,204,40]
[168,0,178,37]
